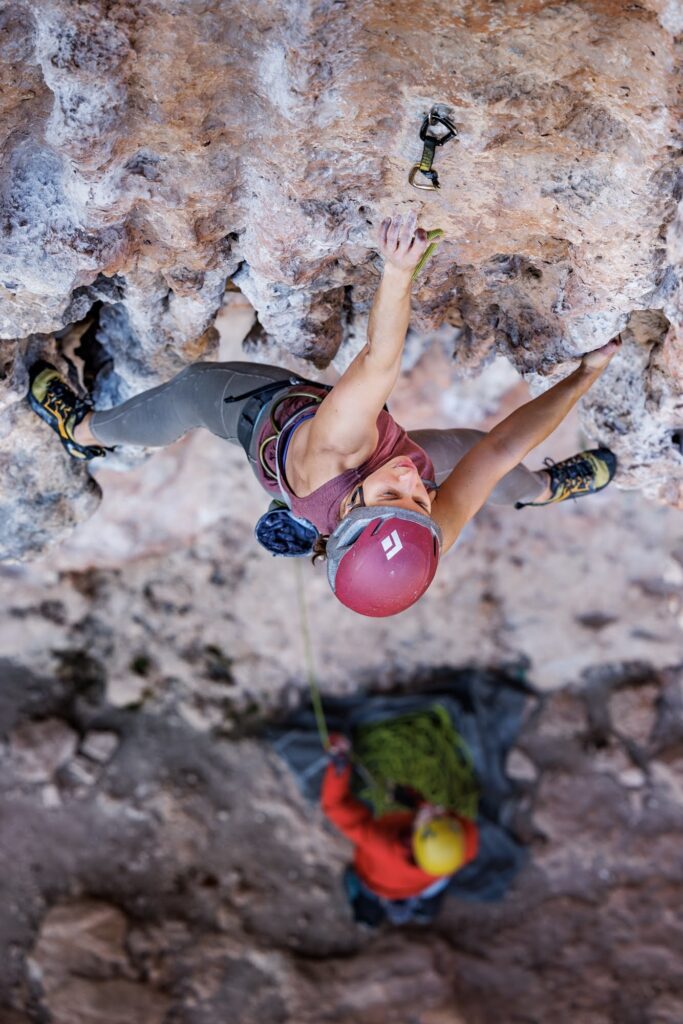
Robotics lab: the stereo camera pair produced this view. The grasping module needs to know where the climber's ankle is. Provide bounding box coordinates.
[73,411,98,446]
[534,470,553,503]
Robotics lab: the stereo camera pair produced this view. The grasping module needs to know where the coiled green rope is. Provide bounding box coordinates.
[353,704,479,819]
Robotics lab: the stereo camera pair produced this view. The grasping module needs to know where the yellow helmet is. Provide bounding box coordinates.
[412,816,467,876]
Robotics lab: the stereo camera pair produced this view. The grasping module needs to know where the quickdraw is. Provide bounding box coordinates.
[409,108,458,191]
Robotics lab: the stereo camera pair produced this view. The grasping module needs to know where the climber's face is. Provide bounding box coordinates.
[342,456,436,518]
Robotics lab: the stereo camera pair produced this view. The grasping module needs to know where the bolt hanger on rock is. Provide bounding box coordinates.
[409,108,458,191]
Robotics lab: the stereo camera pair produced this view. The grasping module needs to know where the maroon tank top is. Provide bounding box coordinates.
[252,386,435,535]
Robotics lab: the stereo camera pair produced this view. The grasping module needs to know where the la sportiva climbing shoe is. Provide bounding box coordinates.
[515,447,617,509]
[27,361,107,461]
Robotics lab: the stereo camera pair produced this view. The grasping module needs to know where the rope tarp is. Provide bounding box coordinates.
[268,670,536,903]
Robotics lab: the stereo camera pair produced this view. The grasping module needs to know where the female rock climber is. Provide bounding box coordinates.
[29,211,621,617]
[321,732,478,926]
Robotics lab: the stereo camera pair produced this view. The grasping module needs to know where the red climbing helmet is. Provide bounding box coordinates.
[326,507,442,617]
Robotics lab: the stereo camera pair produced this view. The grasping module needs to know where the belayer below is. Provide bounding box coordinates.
[322,733,478,926]
[269,676,533,927]
[29,210,621,617]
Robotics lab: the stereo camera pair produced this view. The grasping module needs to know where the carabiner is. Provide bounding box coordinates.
[409,109,458,191]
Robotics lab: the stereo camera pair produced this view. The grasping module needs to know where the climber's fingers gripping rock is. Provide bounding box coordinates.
[378,211,430,274]
[580,333,623,371]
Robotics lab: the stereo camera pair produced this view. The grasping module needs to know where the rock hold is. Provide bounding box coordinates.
[9,717,78,783]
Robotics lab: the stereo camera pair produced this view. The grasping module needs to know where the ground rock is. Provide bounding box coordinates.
[9,717,77,783]
[28,900,172,1024]
[609,682,660,750]
[80,730,119,764]
[0,662,681,1022]
[30,901,131,984]
[38,976,171,1024]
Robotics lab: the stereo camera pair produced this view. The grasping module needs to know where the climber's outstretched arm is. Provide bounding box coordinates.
[300,212,429,468]
[431,338,622,552]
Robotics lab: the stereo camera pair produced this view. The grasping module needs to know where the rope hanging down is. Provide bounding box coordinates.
[293,559,329,750]
[293,562,386,797]
[293,563,481,818]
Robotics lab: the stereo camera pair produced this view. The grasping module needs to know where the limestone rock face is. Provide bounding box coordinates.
[0,0,681,558]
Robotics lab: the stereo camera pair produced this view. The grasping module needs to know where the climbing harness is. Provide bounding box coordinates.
[251,387,328,557]
[224,377,301,458]
[412,228,445,281]
[258,388,326,481]
[409,108,458,191]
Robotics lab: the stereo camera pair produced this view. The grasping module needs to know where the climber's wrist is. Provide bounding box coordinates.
[575,363,603,387]
[381,262,413,291]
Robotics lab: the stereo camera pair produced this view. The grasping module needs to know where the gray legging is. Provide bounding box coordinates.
[91,361,545,507]
[91,361,295,448]
[409,428,545,506]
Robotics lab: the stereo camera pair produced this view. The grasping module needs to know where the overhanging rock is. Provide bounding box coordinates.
[1,0,681,559]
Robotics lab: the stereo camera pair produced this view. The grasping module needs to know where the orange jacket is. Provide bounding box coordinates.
[321,761,479,901]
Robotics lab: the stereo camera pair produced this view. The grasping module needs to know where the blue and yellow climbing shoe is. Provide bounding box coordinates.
[515,448,617,508]
[28,361,106,461]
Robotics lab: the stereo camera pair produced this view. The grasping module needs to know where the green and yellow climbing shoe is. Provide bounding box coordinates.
[515,448,617,509]
[28,361,106,461]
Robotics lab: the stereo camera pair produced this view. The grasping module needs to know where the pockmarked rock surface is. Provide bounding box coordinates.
[0,0,682,559]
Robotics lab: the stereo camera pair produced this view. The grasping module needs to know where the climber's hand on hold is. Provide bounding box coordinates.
[580,334,623,373]
[378,211,430,275]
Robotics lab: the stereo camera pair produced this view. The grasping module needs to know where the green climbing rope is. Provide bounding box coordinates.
[352,703,479,819]
[294,559,329,750]
[293,564,477,817]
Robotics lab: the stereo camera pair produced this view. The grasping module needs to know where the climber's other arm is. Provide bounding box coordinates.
[431,337,622,552]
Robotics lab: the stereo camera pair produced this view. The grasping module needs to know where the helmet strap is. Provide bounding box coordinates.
[349,484,366,509]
